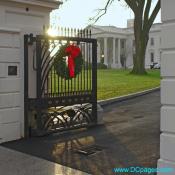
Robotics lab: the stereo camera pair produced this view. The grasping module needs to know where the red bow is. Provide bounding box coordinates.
[65,45,81,78]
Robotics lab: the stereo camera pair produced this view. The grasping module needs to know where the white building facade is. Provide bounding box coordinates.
[88,21,161,69]
[158,0,175,173]
[0,0,61,143]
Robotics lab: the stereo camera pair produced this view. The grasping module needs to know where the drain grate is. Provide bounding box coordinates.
[133,115,144,119]
[75,144,104,156]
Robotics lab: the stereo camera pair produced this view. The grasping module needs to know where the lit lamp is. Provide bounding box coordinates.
[101,54,104,64]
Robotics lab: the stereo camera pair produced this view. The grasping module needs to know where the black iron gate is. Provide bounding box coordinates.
[24,30,97,136]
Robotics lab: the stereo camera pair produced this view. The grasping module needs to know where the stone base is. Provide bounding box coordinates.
[111,63,122,69]
[97,104,104,125]
[157,159,175,175]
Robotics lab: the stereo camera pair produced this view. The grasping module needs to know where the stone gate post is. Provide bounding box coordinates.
[158,0,175,173]
[0,0,61,143]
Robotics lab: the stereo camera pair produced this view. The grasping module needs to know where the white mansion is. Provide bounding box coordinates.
[87,20,161,69]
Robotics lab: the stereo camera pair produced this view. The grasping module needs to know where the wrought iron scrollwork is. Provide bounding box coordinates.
[41,104,93,132]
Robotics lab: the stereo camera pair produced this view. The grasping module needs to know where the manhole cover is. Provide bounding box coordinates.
[75,144,104,156]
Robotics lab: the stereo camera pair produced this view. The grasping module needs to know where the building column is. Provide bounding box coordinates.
[97,40,101,63]
[104,37,108,66]
[118,38,121,68]
[112,38,116,67]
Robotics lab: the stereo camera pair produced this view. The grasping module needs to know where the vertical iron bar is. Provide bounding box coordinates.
[68,41,70,95]
[77,40,80,93]
[91,40,97,123]
[36,35,42,129]
[83,43,86,92]
[89,43,92,91]
[24,34,29,138]
[74,67,76,95]
[68,77,70,95]
[74,28,76,37]
[50,61,53,97]
[57,73,59,96]
[71,28,73,37]
[46,40,49,97]
[47,72,49,97]
[80,42,83,94]
[78,68,80,93]
[88,43,91,92]
[36,36,42,98]
[54,67,56,97]
[68,28,70,37]
[71,78,73,95]
[77,29,80,38]
[86,42,89,92]
[65,77,66,96]
[61,76,63,96]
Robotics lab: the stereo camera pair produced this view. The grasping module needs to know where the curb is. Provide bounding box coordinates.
[98,87,160,107]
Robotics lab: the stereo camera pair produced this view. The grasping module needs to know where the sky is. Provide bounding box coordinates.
[50,0,161,28]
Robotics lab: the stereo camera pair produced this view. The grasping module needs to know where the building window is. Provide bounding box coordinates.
[150,38,154,46]
[150,52,154,62]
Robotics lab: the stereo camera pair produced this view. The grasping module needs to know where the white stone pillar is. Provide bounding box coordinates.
[104,37,108,66]
[0,0,61,143]
[97,41,101,63]
[112,38,116,67]
[158,0,175,173]
[118,38,121,68]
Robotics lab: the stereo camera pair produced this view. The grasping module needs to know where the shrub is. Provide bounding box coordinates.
[97,63,108,69]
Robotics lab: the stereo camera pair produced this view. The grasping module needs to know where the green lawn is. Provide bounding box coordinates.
[97,69,160,100]
[50,69,160,100]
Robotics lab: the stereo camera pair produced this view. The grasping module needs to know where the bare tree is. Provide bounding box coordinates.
[90,0,160,74]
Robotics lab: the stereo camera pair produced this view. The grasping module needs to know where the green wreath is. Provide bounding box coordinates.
[54,44,84,79]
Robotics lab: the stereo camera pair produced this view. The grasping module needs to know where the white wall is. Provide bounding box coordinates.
[145,29,161,68]
[0,1,58,143]
[0,28,21,143]
[158,0,175,173]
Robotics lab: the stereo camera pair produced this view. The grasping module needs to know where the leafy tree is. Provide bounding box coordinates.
[90,0,161,74]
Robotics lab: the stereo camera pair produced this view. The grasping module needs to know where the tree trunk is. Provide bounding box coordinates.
[130,14,149,75]
[131,38,147,74]
[90,0,161,75]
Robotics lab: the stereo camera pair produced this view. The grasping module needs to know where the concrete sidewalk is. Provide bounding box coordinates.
[0,146,89,175]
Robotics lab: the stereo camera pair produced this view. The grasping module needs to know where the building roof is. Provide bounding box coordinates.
[93,25,125,32]
[87,22,162,36]
[4,0,62,9]
[87,25,127,35]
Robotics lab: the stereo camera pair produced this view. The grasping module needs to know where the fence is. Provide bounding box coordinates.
[24,28,97,136]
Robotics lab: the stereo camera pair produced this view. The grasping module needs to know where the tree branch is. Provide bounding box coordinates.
[124,0,138,13]
[146,0,160,32]
[89,0,114,23]
[144,0,152,24]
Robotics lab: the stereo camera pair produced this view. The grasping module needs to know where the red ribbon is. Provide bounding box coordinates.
[65,44,81,78]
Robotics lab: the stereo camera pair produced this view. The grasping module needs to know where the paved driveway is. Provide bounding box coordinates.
[2,91,160,175]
